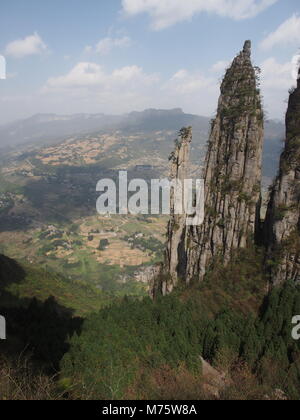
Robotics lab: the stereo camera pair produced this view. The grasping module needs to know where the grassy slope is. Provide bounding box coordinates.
[177,246,268,317]
[0,255,112,316]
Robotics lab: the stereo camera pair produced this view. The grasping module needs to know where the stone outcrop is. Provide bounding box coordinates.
[200,357,230,399]
[162,127,192,294]
[264,67,300,285]
[185,41,264,282]
[120,264,161,292]
[158,41,264,293]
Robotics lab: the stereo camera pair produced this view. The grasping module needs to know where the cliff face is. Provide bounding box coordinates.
[162,127,192,294]
[159,41,264,293]
[264,68,300,285]
[185,41,264,283]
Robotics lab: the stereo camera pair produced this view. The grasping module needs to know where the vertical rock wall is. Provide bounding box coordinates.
[264,67,300,285]
[162,127,192,294]
[160,41,264,293]
[185,41,264,283]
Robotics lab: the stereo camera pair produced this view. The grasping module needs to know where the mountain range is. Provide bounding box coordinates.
[0,108,285,182]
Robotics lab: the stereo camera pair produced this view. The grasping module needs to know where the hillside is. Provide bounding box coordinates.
[0,109,283,179]
[0,109,206,150]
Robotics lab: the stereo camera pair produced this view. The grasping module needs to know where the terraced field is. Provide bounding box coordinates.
[0,131,171,304]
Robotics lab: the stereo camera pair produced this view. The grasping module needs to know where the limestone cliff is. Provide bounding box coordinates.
[157,41,264,294]
[185,41,264,282]
[264,67,300,285]
[162,127,192,294]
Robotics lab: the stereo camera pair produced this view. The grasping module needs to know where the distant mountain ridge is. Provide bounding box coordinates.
[0,109,285,181]
[0,109,202,149]
[0,108,282,146]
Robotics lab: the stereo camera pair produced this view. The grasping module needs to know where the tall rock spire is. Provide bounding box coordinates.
[184,40,264,282]
[155,41,264,295]
[264,66,300,285]
[243,40,252,56]
[162,127,192,295]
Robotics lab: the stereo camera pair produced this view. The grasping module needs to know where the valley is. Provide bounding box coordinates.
[0,110,285,312]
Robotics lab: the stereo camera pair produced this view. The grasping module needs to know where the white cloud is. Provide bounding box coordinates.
[6,72,17,80]
[160,69,219,115]
[211,60,230,73]
[5,32,47,58]
[84,46,93,53]
[84,36,132,55]
[122,0,277,30]
[260,14,300,50]
[260,57,296,89]
[164,69,216,94]
[38,63,159,116]
[260,56,299,119]
[292,54,300,80]
[3,47,298,123]
[96,36,131,55]
[43,62,158,92]
[39,62,219,117]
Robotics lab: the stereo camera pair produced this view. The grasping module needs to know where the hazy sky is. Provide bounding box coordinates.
[0,0,299,124]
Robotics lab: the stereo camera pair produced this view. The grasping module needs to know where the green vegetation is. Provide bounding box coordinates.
[60,279,300,400]
[61,295,202,399]
[274,204,291,222]
[8,245,299,400]
[124,234,164,258]
[6,263,112,316]
[0,174,23,195]
[31,245,294,400]
[98,239,109,251]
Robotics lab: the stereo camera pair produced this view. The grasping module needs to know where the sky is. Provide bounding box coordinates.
[0,0,299,125]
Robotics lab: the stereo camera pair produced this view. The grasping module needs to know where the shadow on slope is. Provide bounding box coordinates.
[0,254,83,372]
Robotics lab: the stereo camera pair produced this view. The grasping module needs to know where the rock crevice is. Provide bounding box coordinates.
[264,67,300,285]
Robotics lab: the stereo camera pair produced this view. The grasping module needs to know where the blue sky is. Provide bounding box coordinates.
[0,0,299,124]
